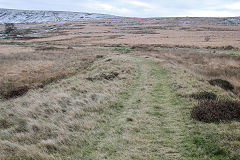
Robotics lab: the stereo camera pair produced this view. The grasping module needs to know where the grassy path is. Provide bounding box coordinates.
[69,54,237,160]
[72,56,188,159]
[95,58,186,159]
[0,50,237,159]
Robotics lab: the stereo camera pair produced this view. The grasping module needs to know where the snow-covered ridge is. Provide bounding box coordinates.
[0,8,114,24]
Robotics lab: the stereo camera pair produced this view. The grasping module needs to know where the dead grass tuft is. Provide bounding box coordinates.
[15,119,29,133]
[35,46,63,51]
[67,46,74,49]
[96,55,104,59]
[204,36,210,42]
[39,140,60,154]
[224,45,234,50]
[0,118,13,129]
[86,71,119,81]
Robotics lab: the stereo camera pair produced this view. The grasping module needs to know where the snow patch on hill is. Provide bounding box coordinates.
[0,8,113,24]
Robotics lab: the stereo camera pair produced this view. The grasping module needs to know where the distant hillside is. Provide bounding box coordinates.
[0,8,114,24]
[0,8,239,26]
[147,17,240,26]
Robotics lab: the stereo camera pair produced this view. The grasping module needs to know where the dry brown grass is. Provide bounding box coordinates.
[0,53,136,159]
[1,19,239,93]
[1,17,240,159]
[132,46,240,97]
[141,50,240,159]
[1,18,240,49]
[0,45,112,99]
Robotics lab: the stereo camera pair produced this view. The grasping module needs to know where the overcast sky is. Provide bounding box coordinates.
[1,0,240,17]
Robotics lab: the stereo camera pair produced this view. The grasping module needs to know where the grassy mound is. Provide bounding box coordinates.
[191,100,240,123]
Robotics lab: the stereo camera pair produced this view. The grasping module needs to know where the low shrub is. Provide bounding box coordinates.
[35,46,61,51]
[204,36,210,42]
[100,72,119,80]
[4,23,17,34]
[191,100,240,123]
[4,86,29,99]
[95,55,104,59]
[190,91,217,100]
[209,79,234,91]
[224,45,234,50]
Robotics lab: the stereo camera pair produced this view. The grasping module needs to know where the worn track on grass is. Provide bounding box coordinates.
[75,55,186,159]
[1,51,236,159]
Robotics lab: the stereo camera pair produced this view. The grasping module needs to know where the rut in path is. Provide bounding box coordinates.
[88,56,186,160]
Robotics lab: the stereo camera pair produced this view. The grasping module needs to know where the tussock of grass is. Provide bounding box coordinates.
[86,71,119,81]
[0,118,13,129]
[95,55,104,59]
[35,46,63,51]
[110,102,124,110]
[113,46,133,54]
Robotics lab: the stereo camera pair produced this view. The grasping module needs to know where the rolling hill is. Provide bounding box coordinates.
[0,8,114,24]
